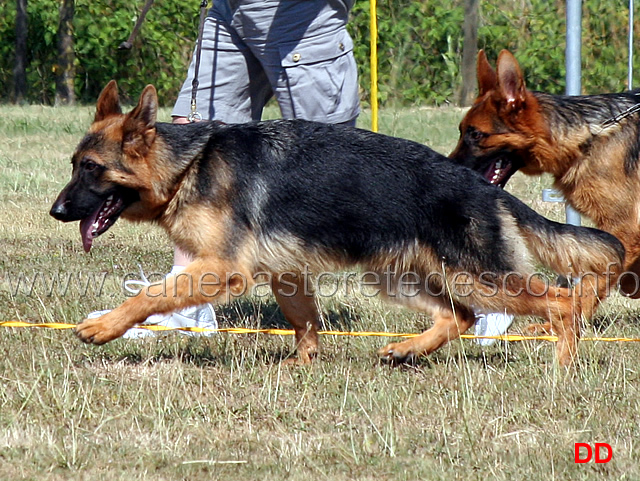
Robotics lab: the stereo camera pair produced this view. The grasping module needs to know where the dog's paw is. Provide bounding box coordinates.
[524,322,553,336]
[75,312,129,345]
[281,346,318,366]
[281,356,312,367]
[377,342,417,365]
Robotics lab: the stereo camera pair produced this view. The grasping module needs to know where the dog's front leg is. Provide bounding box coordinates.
[75,257,252,344]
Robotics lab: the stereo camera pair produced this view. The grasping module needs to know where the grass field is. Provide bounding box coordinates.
[1,103,640,480]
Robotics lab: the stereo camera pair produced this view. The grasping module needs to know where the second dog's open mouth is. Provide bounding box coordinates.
[484,158,515,187]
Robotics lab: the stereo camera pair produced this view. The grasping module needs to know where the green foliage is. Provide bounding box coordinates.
[1,0,639,106]
[350,1,465,106]
[0,5,17,100]
[0,0,197,105]
[349,0,640,104]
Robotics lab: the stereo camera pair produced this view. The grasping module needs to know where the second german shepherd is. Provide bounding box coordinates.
[50,81,624,366]
[451,49,640,298]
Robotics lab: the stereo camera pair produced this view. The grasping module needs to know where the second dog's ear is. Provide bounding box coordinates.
[95,80,122,122]
[476,50,497,98]
[496,50,527,111]
[122,85,158,158]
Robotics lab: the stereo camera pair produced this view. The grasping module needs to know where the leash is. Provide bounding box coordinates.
[119,0,208,122]
[598,102,640,131]
[118,0,155,50]
[188,0,209,123]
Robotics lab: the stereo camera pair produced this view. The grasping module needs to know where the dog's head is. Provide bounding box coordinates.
[449,50,551,187]
[50,80,160,252]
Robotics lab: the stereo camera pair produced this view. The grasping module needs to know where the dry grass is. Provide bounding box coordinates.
[0,104,639,480]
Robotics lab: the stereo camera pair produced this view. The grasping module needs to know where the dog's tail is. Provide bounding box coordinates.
[500,196,625,280]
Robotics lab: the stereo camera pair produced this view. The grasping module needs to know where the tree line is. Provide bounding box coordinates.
[1,0,638,107]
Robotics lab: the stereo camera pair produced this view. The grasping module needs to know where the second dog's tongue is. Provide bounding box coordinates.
[79,213,98,253]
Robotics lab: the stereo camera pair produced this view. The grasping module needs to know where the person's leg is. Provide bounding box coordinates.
[239,0,360,123]
[143,1,359,337]
[172,2,272,123]
[473,312,515,346]
[271,26,360,124]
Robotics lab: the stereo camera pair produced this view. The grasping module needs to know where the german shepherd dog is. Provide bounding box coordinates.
[50,80,624,366]
[450,49,640,298]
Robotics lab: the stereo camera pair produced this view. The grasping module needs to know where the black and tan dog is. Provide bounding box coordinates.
[451,49,640,298]
[50,80,624,366]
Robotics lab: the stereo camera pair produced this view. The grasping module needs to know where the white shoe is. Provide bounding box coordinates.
[87,267,218,338]
[474,312,515,346]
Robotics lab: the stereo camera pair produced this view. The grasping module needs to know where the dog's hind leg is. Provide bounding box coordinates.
[377,303,476,364]
[519,275,606,365]
[524,273,607,338]
[542,288,582,367]
[272,275,320,365]
[506,277,590,367]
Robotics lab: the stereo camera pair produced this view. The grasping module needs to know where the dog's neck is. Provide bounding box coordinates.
[148,121,237,253]
[533,92,640,238]
[155,121,220,164]
[154,121,225,188]
[528,92,640,175]
[132,121,222,223]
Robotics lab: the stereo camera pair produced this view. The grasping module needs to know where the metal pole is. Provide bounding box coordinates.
[370,0,378,132]
[629,0,635,90]
[565,0,582,226]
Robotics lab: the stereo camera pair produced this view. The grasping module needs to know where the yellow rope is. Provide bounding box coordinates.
[2,321,640,343]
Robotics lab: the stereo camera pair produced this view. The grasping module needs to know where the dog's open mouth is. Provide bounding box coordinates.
[79,194,125,252]
[483,158,516,188]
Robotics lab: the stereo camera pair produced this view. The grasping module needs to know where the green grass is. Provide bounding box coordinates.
[1,104,639,480]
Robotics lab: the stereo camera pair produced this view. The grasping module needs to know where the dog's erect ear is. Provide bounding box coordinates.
[126,84,158,130]
[95,80,122,122]
[496,50,527,111]
[476,50,497,98]
[122,85,158,157]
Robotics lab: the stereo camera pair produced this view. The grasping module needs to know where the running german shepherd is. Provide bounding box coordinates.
[50,80,624,366]
[450,49,640,298]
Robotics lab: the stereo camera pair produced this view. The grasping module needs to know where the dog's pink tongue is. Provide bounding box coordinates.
[79,215,97,253]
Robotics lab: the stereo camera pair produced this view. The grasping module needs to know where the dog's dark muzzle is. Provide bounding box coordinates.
[50,196,74,222]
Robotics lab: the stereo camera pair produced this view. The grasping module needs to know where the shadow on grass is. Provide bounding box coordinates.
[375,349,523,372]
[215,296,363,332]
[593,309,640,331]
[83,297,529,369]
[84,297,366,367]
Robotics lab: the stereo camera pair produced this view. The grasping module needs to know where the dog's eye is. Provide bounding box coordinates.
[83,159,100,172]
[468,129,486,142]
